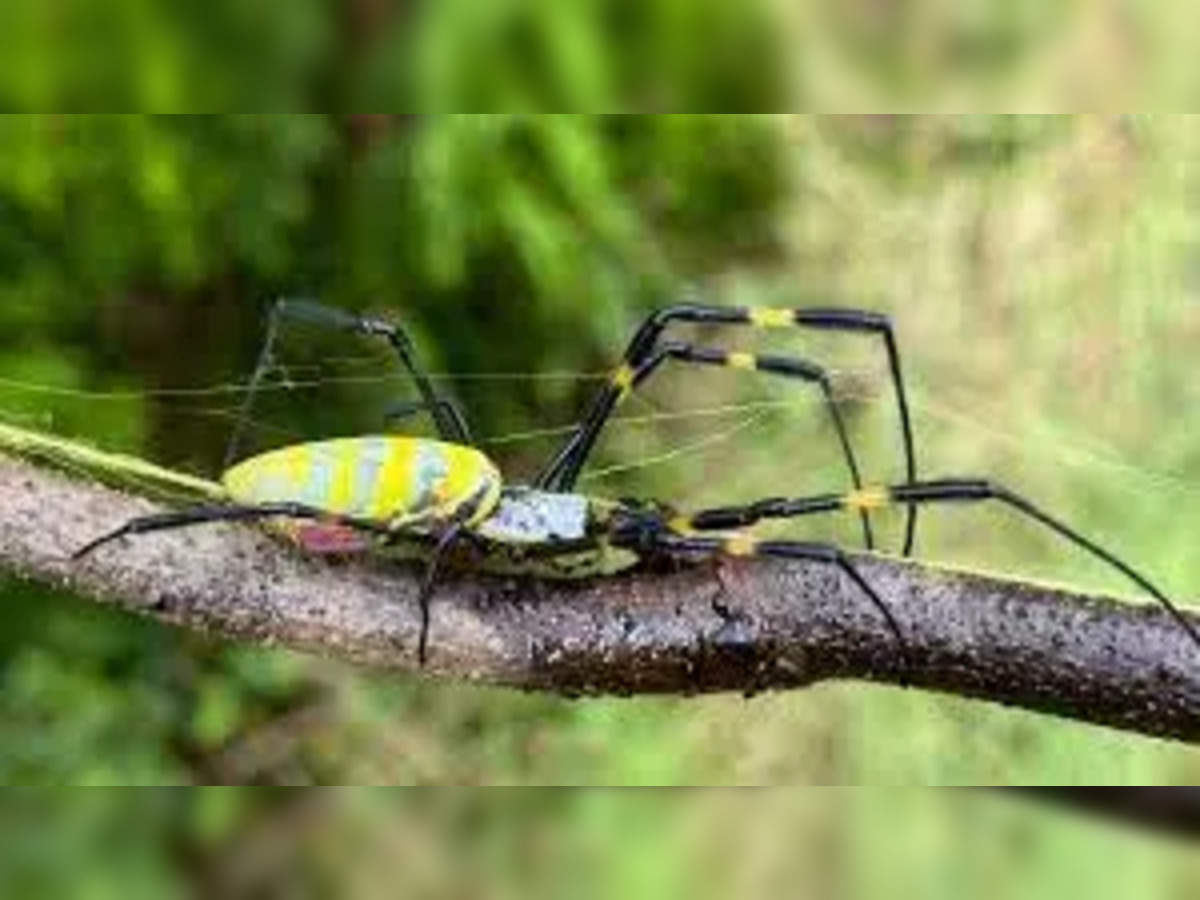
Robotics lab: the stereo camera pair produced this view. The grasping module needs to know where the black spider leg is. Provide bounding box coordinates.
[613,527,907,659]
[277,297,471,444]
[384,397,472,433]
[536,303,918,554]
[72,501,459,664]
[415,522,468,666]
[72,502,394,561]
[224,297,472,470]
[684,478,1200,654]
[224,300,286,470]
[615,340,873,548]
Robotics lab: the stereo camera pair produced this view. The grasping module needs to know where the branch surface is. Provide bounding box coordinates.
[2,455,1199,743]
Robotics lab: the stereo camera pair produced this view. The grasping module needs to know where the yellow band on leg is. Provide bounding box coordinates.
[724,534,760,556]
[748,308,795,328]
[669,516,696,536]
[611,363,636,402]
[843,488,890,511]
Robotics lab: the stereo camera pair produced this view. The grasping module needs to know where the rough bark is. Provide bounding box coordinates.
[2,455,1199,744]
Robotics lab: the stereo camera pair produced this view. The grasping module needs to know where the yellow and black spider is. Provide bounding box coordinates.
[74,298,1200,666]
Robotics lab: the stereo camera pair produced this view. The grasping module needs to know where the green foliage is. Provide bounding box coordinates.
[817,115,1074,182]
[0,0,330,110]
[332,114,787,434]
[818,0,1074,98]
[358,0,785,111]
[0,577,311,785]
[0,115,331,295]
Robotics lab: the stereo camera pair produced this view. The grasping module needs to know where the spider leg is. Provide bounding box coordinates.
[589,340,874,548]
[656,342,872,548]
[224,300,286,469]
[224,298,472,470]
[415,523,468,666]
[75,498,466,666]
[621,528,907,657]
[681,479,1200,653]
[384,397,470,432]
[278,298,472,445]
[537,302,917,554]
[73,502,393,560]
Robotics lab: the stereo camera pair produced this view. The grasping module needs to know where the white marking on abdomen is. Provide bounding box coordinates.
[351,438,390,515]
[413,442,449,511]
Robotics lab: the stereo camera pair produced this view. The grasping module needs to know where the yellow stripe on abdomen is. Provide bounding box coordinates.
[438,444,484,504]
[369,438,419,519]
[284,444,314,498]
[326,442,359,514]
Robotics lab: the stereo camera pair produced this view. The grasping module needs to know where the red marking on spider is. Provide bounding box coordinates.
[292,522,373,555]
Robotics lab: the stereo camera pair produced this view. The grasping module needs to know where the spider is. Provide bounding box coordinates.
[74,298,1200,666]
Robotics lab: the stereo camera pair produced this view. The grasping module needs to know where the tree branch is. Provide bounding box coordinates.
[2,454,1198,744]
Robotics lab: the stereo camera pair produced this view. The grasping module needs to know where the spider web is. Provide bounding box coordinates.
[1,350,1195,513]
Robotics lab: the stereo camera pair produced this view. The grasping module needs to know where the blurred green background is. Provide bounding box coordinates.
[3,0,1200,895]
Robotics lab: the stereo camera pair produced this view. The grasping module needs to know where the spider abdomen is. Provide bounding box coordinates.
[221,436,501,526]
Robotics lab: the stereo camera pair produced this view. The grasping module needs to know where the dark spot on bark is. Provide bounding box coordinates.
[712,615,754,656]
[620,611,637,638]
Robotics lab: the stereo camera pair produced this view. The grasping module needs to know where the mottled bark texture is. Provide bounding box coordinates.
[2,455,1199,743]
